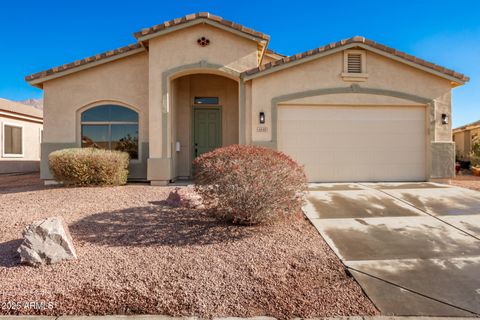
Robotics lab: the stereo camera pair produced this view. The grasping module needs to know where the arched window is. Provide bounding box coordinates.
[81,105,139,159]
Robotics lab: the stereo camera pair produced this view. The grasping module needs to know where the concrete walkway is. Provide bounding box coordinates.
[304,182,480,316]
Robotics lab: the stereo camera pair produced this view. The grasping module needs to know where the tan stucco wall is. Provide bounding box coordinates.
[283,93,425,106]
[454,128,480,159]
[245,81,253,144]
[43,52,149,142]
[41,52,149,179]
[454,131,466,158]
[172,74,238,177]
[0,116,42,173]
[147,23,259,161]
[249,50,453,143]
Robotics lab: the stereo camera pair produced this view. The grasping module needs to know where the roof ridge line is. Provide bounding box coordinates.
[133,12,270,41]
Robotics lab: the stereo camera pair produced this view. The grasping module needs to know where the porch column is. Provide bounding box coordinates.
[147,69,173,185]
[239,81,246,144]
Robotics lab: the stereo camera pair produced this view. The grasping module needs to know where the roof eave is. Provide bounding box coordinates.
[453,123,480,133]
[356,43,468,86]
[243,42,468,86]
[265,52,285,60]
[26,46,146,88]
[0,109,43,123]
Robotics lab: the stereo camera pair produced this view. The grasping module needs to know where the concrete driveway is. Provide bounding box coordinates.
[304,182,480,316]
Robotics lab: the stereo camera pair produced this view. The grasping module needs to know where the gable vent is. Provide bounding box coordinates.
[347,53,362,73]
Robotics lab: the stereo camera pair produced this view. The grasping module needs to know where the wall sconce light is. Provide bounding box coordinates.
[259,112,265,124]
[441,113,449,125]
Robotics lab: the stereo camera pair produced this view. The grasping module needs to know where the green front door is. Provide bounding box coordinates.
[193,108,221,158]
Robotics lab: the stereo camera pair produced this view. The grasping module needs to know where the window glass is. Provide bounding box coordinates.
[109,106,138,122]
[111,124,138,159]
[81,105,138,122]
[194,97,219,105]
[81,125,109,149]
[4,125,22,155]
[81,106,110,122]
[80,105,139,159]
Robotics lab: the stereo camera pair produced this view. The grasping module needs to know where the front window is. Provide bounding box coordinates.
[3,124,23,157]
[81,105,139,159]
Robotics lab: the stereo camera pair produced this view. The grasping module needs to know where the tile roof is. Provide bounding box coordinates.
[25,44,143,83]
[134,12,270,41]
[453,120,480,132]
[242,36,469,83]
[0,98,43,119]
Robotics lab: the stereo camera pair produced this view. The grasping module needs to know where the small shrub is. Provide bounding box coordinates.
[469,141,480,168]
[470,154,480,168]
[193,145,307,225]
[472,141,480,157]
[49,148,129,186]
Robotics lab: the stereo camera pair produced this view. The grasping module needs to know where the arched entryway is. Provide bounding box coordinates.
[170,73,239,179]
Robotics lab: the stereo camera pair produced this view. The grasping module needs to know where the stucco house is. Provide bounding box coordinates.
[453,121,480,160]
[0,98,43,173]
[25,13,469,184]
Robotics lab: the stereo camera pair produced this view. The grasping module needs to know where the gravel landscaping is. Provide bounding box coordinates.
[446,173,480,191]
[432,171,480,192]
[0,173,378,318]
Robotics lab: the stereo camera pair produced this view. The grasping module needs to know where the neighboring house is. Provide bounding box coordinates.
[0,98,43,174]
[25,13,469,184]
[453,121,480,159]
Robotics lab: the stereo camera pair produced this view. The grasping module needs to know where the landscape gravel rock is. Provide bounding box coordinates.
[0,173,378,318]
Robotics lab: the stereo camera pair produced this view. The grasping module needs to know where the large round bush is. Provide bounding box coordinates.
[49,148,129,186]
[193,145,307,225]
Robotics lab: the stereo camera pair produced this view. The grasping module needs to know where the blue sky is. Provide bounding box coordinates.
[1,0,478,127]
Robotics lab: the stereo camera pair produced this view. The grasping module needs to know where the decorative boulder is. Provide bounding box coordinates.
[17,217,77,266]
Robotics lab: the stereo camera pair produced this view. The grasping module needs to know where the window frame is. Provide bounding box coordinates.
[80,105,140,161]
[341,49,368,82]
[39,128,43,159]
[2,122,24,158]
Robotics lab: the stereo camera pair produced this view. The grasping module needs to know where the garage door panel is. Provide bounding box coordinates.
[278,105,426,182]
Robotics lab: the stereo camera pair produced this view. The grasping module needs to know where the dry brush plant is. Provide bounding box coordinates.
[193,145,307,225]
[49,148,129,186]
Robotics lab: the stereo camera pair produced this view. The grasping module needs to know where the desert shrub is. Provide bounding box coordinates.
[470,154,480,167]
[193,145,307,225]
[49,148,129,186]
[470,141,480,168]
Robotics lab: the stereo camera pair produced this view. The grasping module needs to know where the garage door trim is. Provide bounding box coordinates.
[263,85,435,150]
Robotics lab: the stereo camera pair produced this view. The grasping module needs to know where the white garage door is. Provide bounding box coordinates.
[278,105,426,182]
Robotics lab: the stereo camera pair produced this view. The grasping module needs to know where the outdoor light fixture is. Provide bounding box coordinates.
[441,113,449,125]
[259,112,265,124]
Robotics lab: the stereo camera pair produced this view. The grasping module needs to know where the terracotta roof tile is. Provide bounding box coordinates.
[25,43,143,82]
[133,12,270,41]
[242,36,469,83]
